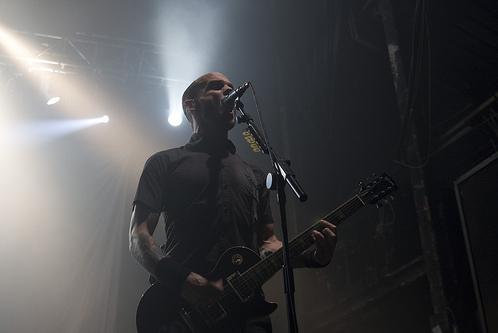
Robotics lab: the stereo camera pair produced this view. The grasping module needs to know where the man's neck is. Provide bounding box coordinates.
[193,126,229,147]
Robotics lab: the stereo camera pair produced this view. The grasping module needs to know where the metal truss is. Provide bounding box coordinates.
[0,29,187,88]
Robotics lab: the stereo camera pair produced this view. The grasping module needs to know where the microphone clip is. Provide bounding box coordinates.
[223,81,250,106]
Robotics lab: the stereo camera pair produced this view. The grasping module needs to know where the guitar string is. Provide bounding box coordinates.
[199,195,368,319]
[233,197,365,295]
[236,198,363,292]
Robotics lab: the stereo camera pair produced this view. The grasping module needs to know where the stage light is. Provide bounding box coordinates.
[5,116,112,145]
[168,112,183,127]
[100,115,110,124]
[157,2,218,130]
[0,25,33,60]
[46,96,60,105]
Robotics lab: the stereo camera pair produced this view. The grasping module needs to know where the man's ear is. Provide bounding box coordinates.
[183,98,198,122]
[183,98,197,111]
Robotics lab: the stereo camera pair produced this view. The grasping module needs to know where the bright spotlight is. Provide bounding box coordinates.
[168,112,183,127]
[4,116,112,144]
[46,96,60,105]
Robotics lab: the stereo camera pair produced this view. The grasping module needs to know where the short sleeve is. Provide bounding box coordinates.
[258,185,274,225]
[251,166,274,225]
[133,153,168,212]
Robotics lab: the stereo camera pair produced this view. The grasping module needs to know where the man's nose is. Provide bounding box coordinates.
[223,86,233,96]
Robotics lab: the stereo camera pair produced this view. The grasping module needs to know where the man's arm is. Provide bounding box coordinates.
[129,202,223,304]
[129,203,163,276]
[257,221,337,268]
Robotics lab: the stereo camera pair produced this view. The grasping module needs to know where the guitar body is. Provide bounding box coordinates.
[136,246,278,333]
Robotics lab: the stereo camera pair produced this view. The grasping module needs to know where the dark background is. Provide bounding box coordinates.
[0,0,496,332]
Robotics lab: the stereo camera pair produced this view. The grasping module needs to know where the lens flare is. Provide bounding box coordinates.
[168,111,183,127]
[46,96,61,105]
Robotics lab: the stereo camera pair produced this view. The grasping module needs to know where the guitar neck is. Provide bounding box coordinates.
[241,195,366,287]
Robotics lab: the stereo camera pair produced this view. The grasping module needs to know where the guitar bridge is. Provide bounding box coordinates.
[196,302,227,328]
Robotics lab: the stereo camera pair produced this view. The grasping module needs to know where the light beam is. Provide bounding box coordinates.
[3,116,111,145]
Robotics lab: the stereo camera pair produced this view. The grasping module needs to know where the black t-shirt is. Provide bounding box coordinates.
[133,133,274,274]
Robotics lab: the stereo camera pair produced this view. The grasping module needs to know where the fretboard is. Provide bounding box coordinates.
[239,195,366,289]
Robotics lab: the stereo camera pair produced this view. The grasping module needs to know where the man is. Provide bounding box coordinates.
[129,72,337,332]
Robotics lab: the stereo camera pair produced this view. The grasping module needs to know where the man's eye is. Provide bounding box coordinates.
[208,82,223,90]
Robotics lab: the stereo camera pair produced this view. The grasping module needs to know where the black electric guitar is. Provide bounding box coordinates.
[136,173,397,333]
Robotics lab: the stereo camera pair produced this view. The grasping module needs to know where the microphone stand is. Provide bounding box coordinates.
[235,100,307,333]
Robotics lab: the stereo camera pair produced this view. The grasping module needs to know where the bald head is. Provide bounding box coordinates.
[182,72,230,123]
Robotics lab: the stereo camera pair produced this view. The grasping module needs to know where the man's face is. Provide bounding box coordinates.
[195,72,236,131]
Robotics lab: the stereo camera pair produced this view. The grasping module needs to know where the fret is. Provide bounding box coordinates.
[238,195,366,290]
[323,196,364,225]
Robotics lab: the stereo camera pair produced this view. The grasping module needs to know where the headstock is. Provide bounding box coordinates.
[358,173,398,207]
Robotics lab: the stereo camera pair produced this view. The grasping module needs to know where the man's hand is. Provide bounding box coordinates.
[181,272,224,305]
[310,220,337,266]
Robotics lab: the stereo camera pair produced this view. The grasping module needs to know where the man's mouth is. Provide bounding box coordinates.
[221,103,234,115]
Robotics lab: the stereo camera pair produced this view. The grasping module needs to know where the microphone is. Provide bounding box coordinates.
[222,82,250,106]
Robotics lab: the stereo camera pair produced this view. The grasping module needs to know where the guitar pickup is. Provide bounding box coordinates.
[226,272,253,303]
